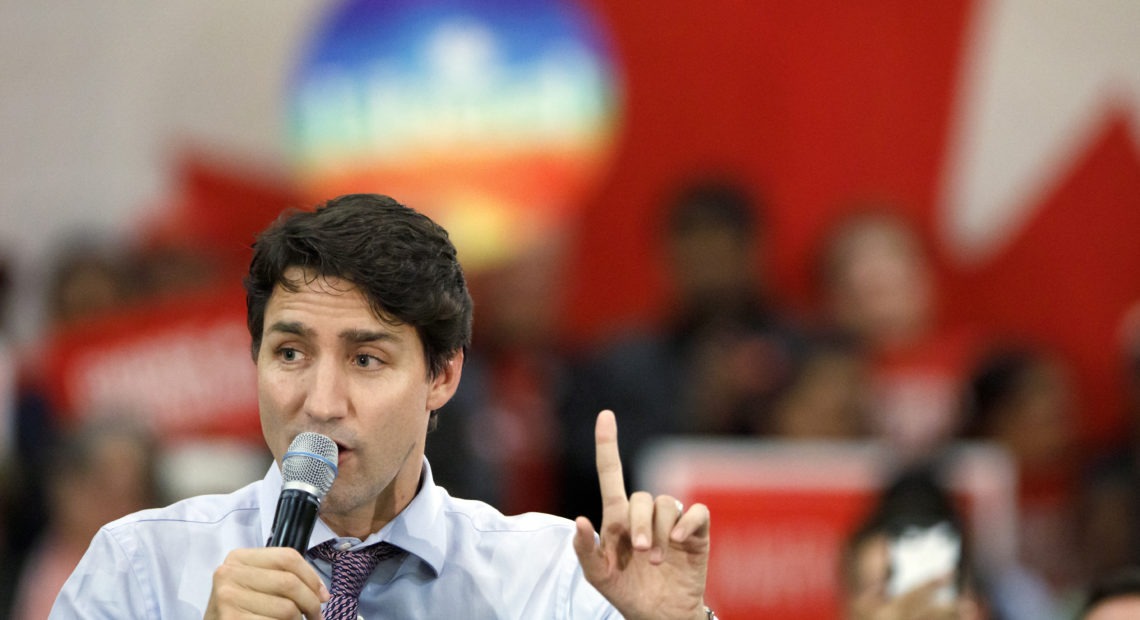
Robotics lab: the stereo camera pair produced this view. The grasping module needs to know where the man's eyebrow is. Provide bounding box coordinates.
[340,328,400,344]
[267,321,312,337]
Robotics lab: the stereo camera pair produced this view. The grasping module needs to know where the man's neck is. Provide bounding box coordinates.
[320,459,425,540]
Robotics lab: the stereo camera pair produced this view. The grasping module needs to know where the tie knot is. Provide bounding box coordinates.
[310,539,401,565]
[309,540,403,620]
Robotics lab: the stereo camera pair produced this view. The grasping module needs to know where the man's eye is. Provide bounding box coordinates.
[279,348,299,362]
[354,354,381,368]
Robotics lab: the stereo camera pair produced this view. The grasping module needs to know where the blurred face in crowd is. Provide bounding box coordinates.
[826,216,932,350]
[52,259,124,325]
[475,241,562,349]
[844,531,987,620]
[669,221,760,310]
[1086,596,1140,620]
[53,428,154,547]
[1012,355,1071,467]
[256,267,461,537]
[846,533,892,613]
[992,357,1074,469]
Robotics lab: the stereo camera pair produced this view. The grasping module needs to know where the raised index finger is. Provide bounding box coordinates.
[595,410,629,519]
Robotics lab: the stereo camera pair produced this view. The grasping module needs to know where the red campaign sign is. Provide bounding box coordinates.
[37,284,263,441]
[638,440,1017,619]
[701,487,868,618]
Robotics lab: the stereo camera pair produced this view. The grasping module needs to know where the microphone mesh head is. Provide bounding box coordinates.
[281,432,338,497]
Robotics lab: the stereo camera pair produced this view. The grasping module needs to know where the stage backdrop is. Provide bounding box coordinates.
[29,0,1140,488]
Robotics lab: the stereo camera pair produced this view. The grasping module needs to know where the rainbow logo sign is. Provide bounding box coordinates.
[288,0,621,269]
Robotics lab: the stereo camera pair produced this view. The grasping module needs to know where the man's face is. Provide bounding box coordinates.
[256,267,460,532]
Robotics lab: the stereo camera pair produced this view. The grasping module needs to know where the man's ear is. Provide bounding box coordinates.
[427,350,464,411]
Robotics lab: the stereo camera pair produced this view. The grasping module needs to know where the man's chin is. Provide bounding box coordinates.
[320,489,354,516]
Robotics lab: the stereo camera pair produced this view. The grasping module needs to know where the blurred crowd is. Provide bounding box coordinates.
[0,237,255,618]
[0,177,1137,619]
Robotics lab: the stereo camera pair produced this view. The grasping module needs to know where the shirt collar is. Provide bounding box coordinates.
[259,457,447,577]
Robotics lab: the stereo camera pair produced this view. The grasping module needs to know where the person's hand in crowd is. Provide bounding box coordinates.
[850,574,960,620]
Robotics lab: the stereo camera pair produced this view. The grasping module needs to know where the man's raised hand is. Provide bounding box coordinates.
[572,410,711,620]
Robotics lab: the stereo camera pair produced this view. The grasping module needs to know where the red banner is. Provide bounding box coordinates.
[37,284,262,442]
[639,440,1017,619]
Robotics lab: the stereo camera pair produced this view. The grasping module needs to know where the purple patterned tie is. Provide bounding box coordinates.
[310,540,402,620]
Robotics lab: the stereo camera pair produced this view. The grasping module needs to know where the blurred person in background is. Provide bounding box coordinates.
[42,234,222,331]
[840,467,990,620]
[560,175,807,522]
[1077,567,1140,620]
[818,208,978,462]
[1078,303,1140,585]
[0,251,14,457]
[130,242,222,302]
[7,232,256,590]
[0,251,17,612]
[10,416,159,619]
[3,238,138,595]
[427,239,570,515]
[768,329,869,439]
[964,345,1082,617]
[45,241,133,328]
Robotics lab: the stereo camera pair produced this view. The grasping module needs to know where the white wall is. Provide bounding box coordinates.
[0,0,333,340]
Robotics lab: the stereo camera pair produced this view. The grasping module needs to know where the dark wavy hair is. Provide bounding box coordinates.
[244,194,473,392]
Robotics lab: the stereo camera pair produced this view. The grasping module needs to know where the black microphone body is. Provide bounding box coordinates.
[266,432,338,554]
[268,488,322,553]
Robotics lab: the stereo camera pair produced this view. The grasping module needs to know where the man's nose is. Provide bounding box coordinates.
[304,358,349,421]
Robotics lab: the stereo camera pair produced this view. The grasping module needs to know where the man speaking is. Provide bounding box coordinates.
[51,194,714,619]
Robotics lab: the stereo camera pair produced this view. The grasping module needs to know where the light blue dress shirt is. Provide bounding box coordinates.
[51,459,619,619]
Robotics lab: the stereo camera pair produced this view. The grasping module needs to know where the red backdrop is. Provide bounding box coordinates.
[561,0,1140,447]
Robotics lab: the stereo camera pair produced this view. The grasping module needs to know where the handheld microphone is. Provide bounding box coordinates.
[267,432,339,553]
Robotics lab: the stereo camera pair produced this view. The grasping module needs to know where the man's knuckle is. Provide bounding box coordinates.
[214,564,235,583]
[268,597,299,618]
